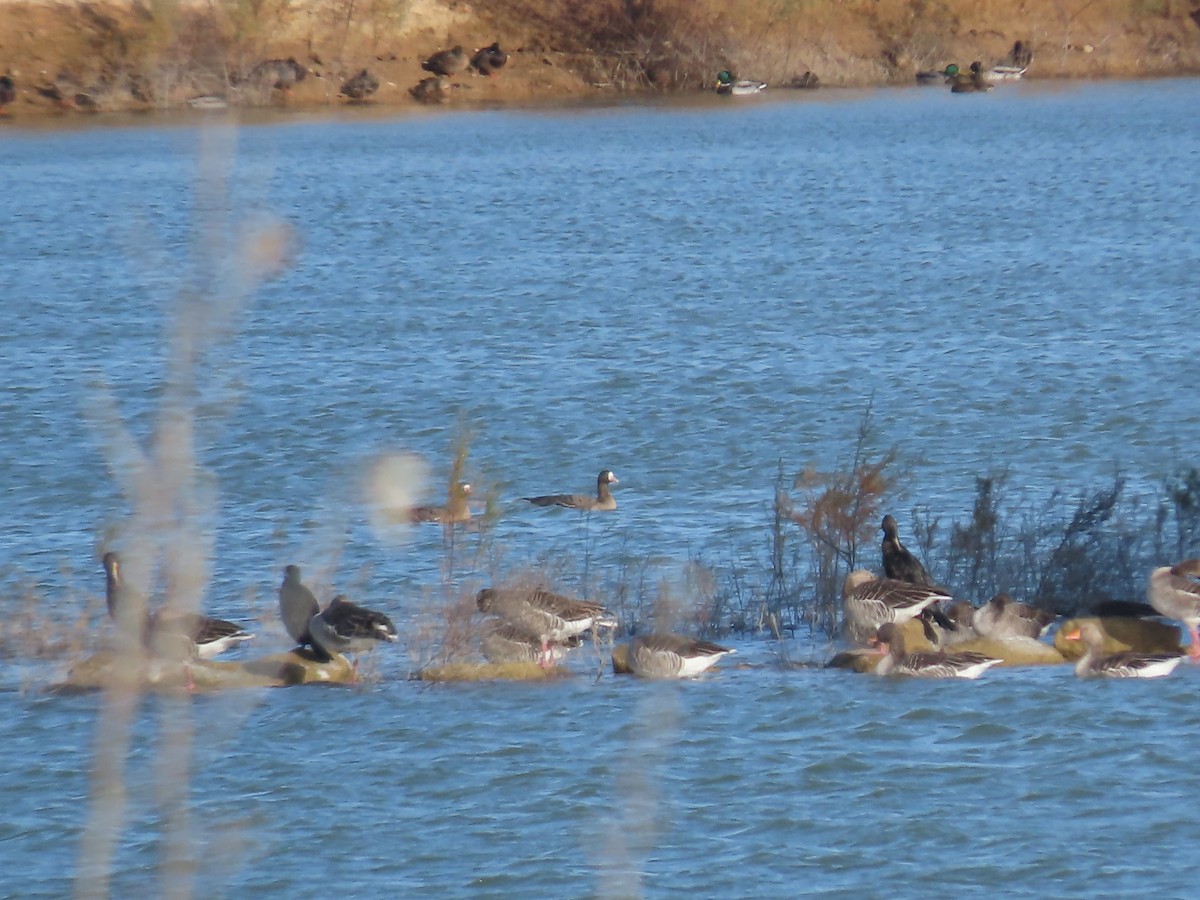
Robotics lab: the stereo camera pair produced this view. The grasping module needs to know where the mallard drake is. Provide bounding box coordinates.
[524,469,619,511]
[339,68,380,101]
[943,63,992,93]
[409,482,472,524]
[1147,559,1200,660]
[880,514,934,586]
[476,587,617,641]
[308,595,398,661]
[421,46,468,78]
[1062,620,1184,678]
[971,593,1055,640]
[409,76,448,104]
[103,552,254,660]
[470,42,508,77]
[627,633,735,678]
[715,70,766,95]
[871,623,1003,679]
[841,570,951,646]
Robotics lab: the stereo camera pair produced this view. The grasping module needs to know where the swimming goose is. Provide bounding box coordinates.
[880,514,934,586]
[278,564,321,649]
[409,482,472,524]
[627,633,735,678]
[1147,559,1200,660]
[339,68,380,101]
[1062,620,1184,678]
[421,46,469,78]
[841,569,951,646]
[524,470,619,511]
[308,595,398,661]
[470,42,509,77]
[481,620,580,667]
[871,622,1003,679]
[971,593,1056,640]
[103,552,254,659]
[476,587,617,641]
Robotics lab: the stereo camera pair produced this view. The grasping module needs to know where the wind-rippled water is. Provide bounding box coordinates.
[2,79,1200,896]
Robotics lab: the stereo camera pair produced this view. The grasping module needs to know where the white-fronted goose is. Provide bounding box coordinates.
[421,46,468,78]
[628,633,735,678]
[871,623,1003,679]
[103,552,253,659]
[841,570,951,646]
[880,514,934,586]
[476,587,617,641]
[409,482,472,525]
[1148,559,1200,660]
[308,595,398,661]
[523,470,619,511]
[971,593,1055,641]
[480,620,580,667]
[278,564,320,649]
[1062,620,1184,678]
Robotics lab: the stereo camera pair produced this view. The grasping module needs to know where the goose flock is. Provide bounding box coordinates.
[98,475,1200,684]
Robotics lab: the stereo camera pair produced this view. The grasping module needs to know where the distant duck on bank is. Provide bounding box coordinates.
[471,42,509,77]
[409,76,448,104]
[715,70,766,95]
[421,46,469,79]
[340,69,380,101]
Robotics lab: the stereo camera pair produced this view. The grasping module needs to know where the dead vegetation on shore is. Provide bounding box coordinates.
[0,0,1198,119]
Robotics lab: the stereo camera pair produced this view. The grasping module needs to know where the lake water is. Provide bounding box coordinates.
[2,78,1199,897]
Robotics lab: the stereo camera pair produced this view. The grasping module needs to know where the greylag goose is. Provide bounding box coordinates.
[971,593,1055,640]
[476,587,617,641]
[627,633,735,678]
[841,570,952,646]
[1147,559,1200,660]
[421,46,469,78]
[339,68,379,101]
[278,564,320,649]
[932,600,980,647]
[481,621,580,667]
[880,514,934,586]
[871,623,1003,679]
[1062,620,1184,678]
[308,595,398,660]
[524,470,619,511]
[409,482,472,524]
[470,42,508,77]
[103,552,254,659]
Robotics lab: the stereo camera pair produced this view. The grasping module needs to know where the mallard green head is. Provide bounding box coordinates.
[716,70,734,86]
[943,63,959,77]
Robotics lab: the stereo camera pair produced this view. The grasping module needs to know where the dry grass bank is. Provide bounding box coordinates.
[0,0,1197,119]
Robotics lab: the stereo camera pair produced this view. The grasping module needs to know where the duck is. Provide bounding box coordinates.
[627,633,736,678]
[841,569,952,646]
[971,593,1056,641]
[103,552,254,659]
[248,57,308,92]
[470,42,508,77]
[715,70,766,95]
[523,469,619,511]
[1147,559,1200,661]
[871,623,1003,679]
[476,587,618,644]
[480,620,580,667]
[409,76,448,104]
[278,564,320,650]
[880,514,934,586]
[307,595,398,662]
[409,482,472,525]
[339,68,380,101]
[943,63,992,93]
[421,46,469,78]
[1062,620,1184,678]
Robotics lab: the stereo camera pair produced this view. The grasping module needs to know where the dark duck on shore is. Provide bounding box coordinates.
[409,76,448,104]
[103,552,254,660]
[248,57,308,93]
[524,469,619,512]
[470,42,509,77]
[0,75,15,112]
[421,45,469,78]
[339,68,380,101]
